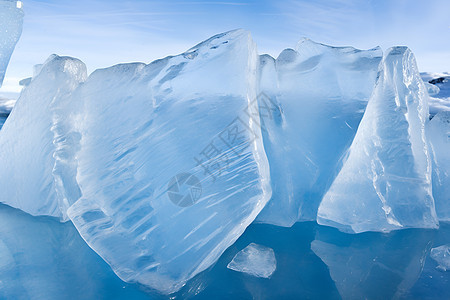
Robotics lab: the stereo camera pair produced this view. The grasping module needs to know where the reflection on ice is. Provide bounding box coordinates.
[404,223,450,299]
[1,205,450,299]
[0,204,150,299]
[311,225,442,299]
[179,222,340,299]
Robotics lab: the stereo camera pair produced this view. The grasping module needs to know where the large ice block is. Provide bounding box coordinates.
[317,47,438,233]
[256,39,382,226]
[66,30,271,294]
[428,111,450,221]
[0,0,23,87]
[0,55,87,220]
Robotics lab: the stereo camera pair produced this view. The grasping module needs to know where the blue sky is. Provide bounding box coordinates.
[1,0,450,95]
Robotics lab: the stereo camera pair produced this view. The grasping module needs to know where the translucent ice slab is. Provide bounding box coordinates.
[66,30,271,294]
[0,55,87,220]
[318,47,438,233]
[256,39,382,226]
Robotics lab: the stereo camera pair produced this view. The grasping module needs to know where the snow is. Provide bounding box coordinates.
[317,47,438,233]
[255,39,382,227]
[227,243,276,278]
[431,245,450,272]
[0,0,23,87]
[428,111,450,221]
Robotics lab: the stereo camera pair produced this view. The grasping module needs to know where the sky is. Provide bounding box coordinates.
[1,0,450,96]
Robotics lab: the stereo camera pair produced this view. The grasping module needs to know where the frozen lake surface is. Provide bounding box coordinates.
[1,202,449,299]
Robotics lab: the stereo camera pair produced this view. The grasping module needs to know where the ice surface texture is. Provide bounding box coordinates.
[255,39,382,227]
[0,55,87,220]
[318,47,438,233]
[428,111,450,221]
[0,0,23,87]
[430,245,450,271]
[227,243,276,278]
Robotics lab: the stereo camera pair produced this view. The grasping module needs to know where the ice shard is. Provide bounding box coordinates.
[0,0,23,87]
[65,30,271,294]
[227,243,276,278]
[256,39,382,226]
[428,111,450,221]
[317,47,438,233]
[0,55,87,220]
[430,245,450,272]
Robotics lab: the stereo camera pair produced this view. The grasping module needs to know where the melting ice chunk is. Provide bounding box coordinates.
[317,47,438,233]
[255,39,382,227]
[0,0,23,87]
[428,111,450,221]
[227,243,276,278]
[431,245,450,271]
